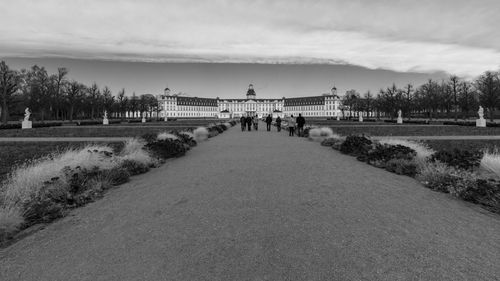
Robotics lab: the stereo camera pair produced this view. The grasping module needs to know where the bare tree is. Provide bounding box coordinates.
[101,86,114,115]
[117,88,127,119]
[87,82,100,119]
[66,81,85,122]
[458,81,477,119]
[51,67,68,120]
[476,71,500,122]
[403,83,413,120]
[0,61,21,124]
[448,76,461,121]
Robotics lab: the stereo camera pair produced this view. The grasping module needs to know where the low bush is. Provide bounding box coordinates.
[176,131,197,147]
[157,132,179,141]
[361,143,416,164]
[0,207,23,242]
[417,161,460,193]
[0,124,21,130]
[466,179,500,212]
[120,159,150,175]
[145,139,187,159]
[321,137,343,147]
[193,127,209,142]
[480,151,500,179]
[340,135,372,156]
[430,149,482,170]
[0,122,64,130]
[308,127,336,142]
[105,167,131,185]
[378,138,434,162]
[385,158,419,177]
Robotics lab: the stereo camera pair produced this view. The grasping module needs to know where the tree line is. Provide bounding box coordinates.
[0,61,159,124]
[342,71,500,121]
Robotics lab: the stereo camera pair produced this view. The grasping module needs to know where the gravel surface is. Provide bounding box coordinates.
[1,125,500,281]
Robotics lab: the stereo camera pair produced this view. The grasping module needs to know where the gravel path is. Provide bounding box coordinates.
[1,125,500,281]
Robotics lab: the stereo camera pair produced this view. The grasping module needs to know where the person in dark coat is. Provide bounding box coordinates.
[246,115,252,131]
[265,114,272,131]
[296,113,306,137]
[240,115,246,131]
[276,116,282,132]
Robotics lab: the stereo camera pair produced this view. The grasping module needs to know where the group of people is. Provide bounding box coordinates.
[239,114,306,136]
[240,115,260,131]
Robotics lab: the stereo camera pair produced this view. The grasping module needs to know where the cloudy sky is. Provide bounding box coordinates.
[1,0,499,97]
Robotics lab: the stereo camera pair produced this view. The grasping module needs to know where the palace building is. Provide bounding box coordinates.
[158,84,341,119]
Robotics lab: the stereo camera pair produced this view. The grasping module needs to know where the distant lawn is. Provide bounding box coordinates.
[0,126,199,138]
[423,139,500,152]
[329,125,500,136]
[0,142,124,181]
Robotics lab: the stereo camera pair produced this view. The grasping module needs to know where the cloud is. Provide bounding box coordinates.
[1,0,499,77]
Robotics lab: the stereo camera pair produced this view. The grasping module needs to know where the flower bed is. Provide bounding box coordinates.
[319,134,500,214]
[0,121,236,245]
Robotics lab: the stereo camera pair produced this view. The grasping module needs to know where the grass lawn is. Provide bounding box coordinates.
[0,142,124,181]
[328,125,500,136]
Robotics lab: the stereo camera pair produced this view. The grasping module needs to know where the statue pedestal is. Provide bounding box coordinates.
[142,117,146,123]
[22,120,32,129]
[358,116,363,122]
[397,117,403,124]
[164,117,168,122]
[476,118,486,127]
[103,118,109,125]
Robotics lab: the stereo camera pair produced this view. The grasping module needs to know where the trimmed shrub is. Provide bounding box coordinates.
[193,127,209,142]
[430,149,482,170]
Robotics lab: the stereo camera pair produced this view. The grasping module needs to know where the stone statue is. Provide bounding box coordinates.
[24,108,31,121]
[478,106,484,119]
[104,110,108,119]
[397,109,402,119]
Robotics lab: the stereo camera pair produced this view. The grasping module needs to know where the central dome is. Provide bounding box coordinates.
[246,84,256,99]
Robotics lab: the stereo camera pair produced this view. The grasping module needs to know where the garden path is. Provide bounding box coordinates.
[1,124,500,281]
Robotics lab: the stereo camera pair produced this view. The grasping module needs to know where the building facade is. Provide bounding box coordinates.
[158,85,341,119]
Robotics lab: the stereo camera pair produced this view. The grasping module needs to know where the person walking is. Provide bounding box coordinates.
[287,114,296,136]
[265,114,272,131]
[253,115,259,130]
[296,113,305,137]
[276,116,282,132]
[240,115,246,131]
[246,115,252,131]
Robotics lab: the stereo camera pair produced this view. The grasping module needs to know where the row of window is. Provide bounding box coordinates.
[284,111,339,116]
[164,112,219,117]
